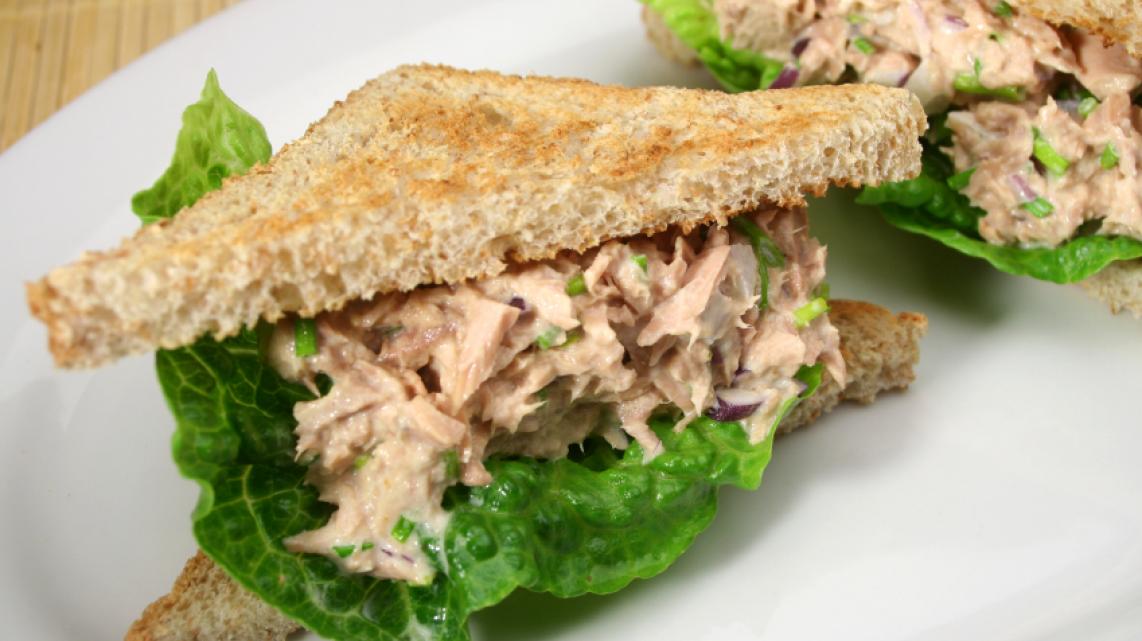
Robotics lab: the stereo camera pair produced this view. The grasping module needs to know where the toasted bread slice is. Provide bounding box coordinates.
[27,65,924,369]
[783,300,927,431]
[1079,258,1142,317]
[1012,0,1141,58]
[124,551,298,641]
[125,299,927,641]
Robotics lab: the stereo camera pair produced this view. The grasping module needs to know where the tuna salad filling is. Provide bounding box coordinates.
[265,206,843,583]
[713,0,1142,247]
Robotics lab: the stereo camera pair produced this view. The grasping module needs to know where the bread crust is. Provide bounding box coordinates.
[27,65,924,369]
[125,298,926,641]
[783,300,928,431]
[124,551,298,641]
[1012,0,1142,58]
[1078,257,1142,317]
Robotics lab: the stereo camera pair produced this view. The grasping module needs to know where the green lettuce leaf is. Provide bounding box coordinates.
[158,330,821,640]
[643,0,785,92]
[857,147,1142,283]
[131,69,271,224]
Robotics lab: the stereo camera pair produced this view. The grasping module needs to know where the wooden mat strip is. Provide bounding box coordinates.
[0,0,242,151]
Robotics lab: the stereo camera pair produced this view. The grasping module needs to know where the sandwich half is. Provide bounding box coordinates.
[125,298,927,641]
[643,0,1142,316]
[27,65,926,640]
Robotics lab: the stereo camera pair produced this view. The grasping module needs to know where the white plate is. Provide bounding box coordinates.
[2,1,1141,639]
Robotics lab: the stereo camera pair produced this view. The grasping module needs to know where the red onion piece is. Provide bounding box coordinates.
[1008,173,1038,202]
[942,15,968,31]
[707,388,768,422]
[792,37,809,57]
[508,296,527,311]
[769,67,799,89]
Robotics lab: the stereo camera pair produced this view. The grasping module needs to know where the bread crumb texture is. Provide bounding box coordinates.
[124,551,299,641]
[1079,258,1142,317]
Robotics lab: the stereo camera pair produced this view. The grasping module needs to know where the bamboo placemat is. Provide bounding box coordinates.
[0,0,242,152]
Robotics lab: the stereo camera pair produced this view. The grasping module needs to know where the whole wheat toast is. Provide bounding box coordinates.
[27,65,924,368]
[125,299,927,641]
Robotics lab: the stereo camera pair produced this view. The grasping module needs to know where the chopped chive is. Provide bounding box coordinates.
[391,516,415,543]
[294,318,317,357]
[953,60,1025,101]
[442,450,460,480]
[993,0,1013,17]
[1077,96,1100,118]
[952,73,1025,101]
[360,541,375,551]
[332,544,355,559]
[631,254,649,273]
[793,297,829,329]
[1031,127,1070,176]
[846,13,866,24]
[731,217,785,312]
[1101,143,1119,169]
[988,32,1003,42]
[947,167,977,191]
[731,218,784,266]
[353,455,370,470]
[565,273,587,296]
[535,326,562,350]
[852,37,875,55]
[1020,197,1055,218]
[536,385,551,401]
[559,327,584,349]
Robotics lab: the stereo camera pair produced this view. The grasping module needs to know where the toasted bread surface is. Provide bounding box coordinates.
[28,65,924,368]
[1079,258,1142,317]
[125,298,926,641]
[1012,0,1141,58]
[641,5,701,66]
[124,551,298,641]
[783,300,928,431]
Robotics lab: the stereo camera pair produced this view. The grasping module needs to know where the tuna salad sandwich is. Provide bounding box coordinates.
[27,65,927,641]
[643,0,1142,316]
